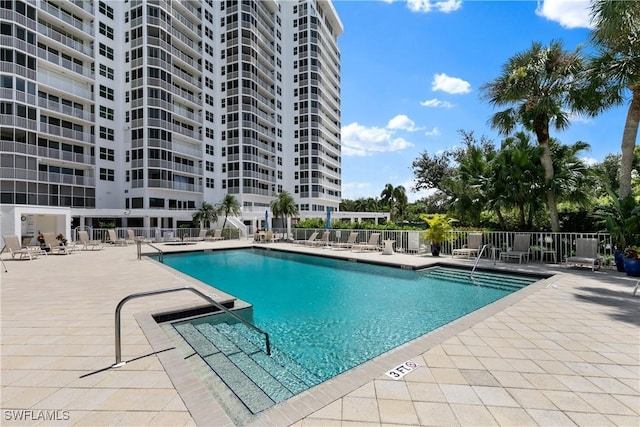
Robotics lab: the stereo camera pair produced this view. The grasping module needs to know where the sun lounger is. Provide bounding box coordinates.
[352,233,382,252]
[2,235,41,260]
[42,232,72,255]
[186,229,207,242]
[331,232,359,250]
[309,231,330,247]
[107,229,127,246]
[78,230,102,251]
[206,229,224,241]
[452,233,483,259]
[293,231,318,246]
[499,234,530,263]
[566,238,602,272]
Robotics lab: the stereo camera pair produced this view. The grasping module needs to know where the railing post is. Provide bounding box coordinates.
[136,240,142,260]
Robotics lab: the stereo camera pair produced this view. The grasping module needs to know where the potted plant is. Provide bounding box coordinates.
[623,246,640,277]
[55,233,67,246]
[420,214,454,256]
[594,191,640,272]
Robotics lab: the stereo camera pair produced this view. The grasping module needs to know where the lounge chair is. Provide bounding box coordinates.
[206,229,224,241]
[2,235,41,260]
[499,234,530,263]
[126,229,136,244]
[352,233,382,252]
[264,230,275,243]
[77,230,102,251]
[566,238,602,272]
[186,229,207,242]
[293,231,318,246]
[309,231,330,247]
[107,229,127,246]
[452,233,483,259]
[331,232,359,250]
[42,232,72,255]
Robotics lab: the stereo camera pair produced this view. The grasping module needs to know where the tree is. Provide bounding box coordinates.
[380,183,395,211]
[594,153,622,192]
[587,0,640,199]
[412,130,495,227]
[411,150,453,192]
[446,133,494,227]
[481,40,588,232]
[549,140,595,209]
[354,197,379,212]
[192,202,217,228]
[379,184,408,221]
[392,185,408,219]
[339,199,357,211]
[217,194,241,229]
[486,132,543,230]
[270,191,298,239]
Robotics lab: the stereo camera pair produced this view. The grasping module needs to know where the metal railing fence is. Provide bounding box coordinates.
[71,226,615,265]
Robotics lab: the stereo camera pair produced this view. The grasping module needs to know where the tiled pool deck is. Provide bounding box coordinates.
[1,240,638,426]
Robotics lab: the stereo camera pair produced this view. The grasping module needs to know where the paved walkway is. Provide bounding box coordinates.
[1,241,638,426]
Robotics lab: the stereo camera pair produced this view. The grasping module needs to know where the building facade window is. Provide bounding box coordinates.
[99,147,114,161]
[99,168,114,181]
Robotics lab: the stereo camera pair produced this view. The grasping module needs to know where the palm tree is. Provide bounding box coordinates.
[481,40,588,231]
[271,191,298,239]
[587,0,640,199]
[392,185,408,219]
[192,202,217,229]
[380,183,395,211]
[549,140,595,209]
[487,133,543,230]
[448,142,493,227]
[339,199,357,211]
[354,197,379,212]
[380,184,409,221]
[217,194,241,229]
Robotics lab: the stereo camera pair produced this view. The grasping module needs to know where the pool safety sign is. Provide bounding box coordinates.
[386,360,418,380]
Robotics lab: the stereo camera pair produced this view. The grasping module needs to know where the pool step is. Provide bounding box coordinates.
[174,321,320,415]
[422,267,534,291]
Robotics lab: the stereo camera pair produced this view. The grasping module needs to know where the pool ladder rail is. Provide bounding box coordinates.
[136,240,164,263]
[112,286,271,368]
[470,244,489,280]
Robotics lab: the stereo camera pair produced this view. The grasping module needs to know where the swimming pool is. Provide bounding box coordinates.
[163,249,537,385]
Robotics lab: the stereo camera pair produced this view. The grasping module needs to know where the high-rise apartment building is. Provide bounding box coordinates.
[0,0,342,237]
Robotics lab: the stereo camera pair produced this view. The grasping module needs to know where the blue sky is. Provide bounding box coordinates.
[334,0,631,202]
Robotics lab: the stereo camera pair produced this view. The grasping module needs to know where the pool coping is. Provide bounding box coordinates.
[134,246,563,426]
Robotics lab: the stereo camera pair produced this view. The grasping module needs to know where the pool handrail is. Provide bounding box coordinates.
[113,286,271,367]
[136,240,163,263]
[470,244,489,279]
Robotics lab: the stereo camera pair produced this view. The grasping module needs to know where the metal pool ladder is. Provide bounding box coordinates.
[112,286,271,368]
[470,244,489,279]
[136,240,163,263]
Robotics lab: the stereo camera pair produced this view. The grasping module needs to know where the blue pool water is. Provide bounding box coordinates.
[163,249,535,380]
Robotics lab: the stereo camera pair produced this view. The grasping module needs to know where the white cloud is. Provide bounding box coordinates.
[425,127,440,136]
[535,0,592,29]
[387,114,422,132]
[431,73,471,94]
[341,122,414,156]
[406,0,462,13]
[435,0,462,13]
[420,98,454,108]
[407,0,433,12]
[581,157,598,166]
[400,179,439,202]
[341,182,372,200]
